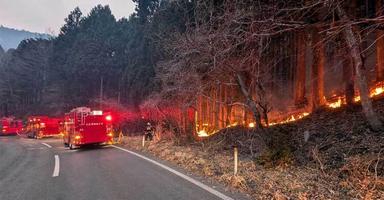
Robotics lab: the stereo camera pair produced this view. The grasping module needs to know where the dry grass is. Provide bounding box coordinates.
[121,99,384,199]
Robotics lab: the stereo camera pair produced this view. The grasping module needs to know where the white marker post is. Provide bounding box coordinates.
[234,146,238,175]
[142,135,145,147]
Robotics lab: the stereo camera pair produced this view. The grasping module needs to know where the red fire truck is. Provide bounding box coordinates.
[0,117,23,135]
[26,116,61,139]
[63,107,113,149]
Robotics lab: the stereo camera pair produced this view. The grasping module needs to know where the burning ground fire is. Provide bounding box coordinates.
[326,97,343,109]
[269,112,310,126]
[197,109,313,137]
[197,82,384,137]
[197,112,311,137]
[197,130,210,137]
[325,82,384,109]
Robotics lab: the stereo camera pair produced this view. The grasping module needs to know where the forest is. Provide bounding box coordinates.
[0,0,384,135]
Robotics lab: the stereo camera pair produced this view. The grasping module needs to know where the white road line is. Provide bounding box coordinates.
[111,145,234,200]
[52,155,60,177]
[41,142,52,148]
[26,147,45,150]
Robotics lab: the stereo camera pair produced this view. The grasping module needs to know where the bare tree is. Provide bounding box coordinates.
[153,0,384,132]
[334,2,382,130]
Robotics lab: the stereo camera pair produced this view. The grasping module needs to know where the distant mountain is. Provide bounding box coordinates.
[0,26,51,50]
[0,45,4,61]
[0,44,4,55]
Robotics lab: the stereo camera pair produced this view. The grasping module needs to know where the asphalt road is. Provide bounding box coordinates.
[0,136,246,200]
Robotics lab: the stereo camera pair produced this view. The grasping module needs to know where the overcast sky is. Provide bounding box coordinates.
[0,0,136,34]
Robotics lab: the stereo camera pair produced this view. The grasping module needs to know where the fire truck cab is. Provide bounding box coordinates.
[26,116,61,139]
[0,117,23,135]
[63,107,113,149]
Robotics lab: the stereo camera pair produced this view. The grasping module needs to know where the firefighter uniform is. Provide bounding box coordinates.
[145,123,154,141]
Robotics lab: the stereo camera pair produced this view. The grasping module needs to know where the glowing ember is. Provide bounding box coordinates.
[300,112,310,118]
[269,122,277,126]
[226,122,238,128]
[370,86,384,97]
[354,96,361,102]
[327,97,343,109]
[248,122,255,128]
[197,130,209,137]
[353,84,384,102]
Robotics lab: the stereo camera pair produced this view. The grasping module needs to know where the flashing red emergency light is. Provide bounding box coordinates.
[105,115,112,121]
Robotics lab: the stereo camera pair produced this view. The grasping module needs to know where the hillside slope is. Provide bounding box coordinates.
[122,98,384,199]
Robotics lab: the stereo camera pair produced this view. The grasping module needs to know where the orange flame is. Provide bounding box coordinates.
[196,82,384,138]
[354,96,361,102]
[197,130,209,137]
[370,86,384,97]
[326,97,343,109]
[269,112,310,126]
[325,82,384,108]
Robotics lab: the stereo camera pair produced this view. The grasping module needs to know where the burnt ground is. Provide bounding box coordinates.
[122,98,384,199]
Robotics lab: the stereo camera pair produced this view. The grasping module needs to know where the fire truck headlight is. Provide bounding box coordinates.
[75,135,81,140]
[105,115,112,121]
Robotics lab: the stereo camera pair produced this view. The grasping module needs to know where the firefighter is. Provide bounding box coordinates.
[144,122,154,141]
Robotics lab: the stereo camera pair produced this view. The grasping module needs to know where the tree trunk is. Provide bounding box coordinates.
[377,30,384,81]
[181,107,187,134]
[198,95,203,131]
[206,91,210,129]
[295,31,307,107]
[236,73,263,129]
[215,83,220,129]
[224,85,230,126]
[343,55,355,105]
[376,0,384,81]
[336,5,383,130]
[219,83,224,129]
[226,104,232,125]
[311,29,325,110]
